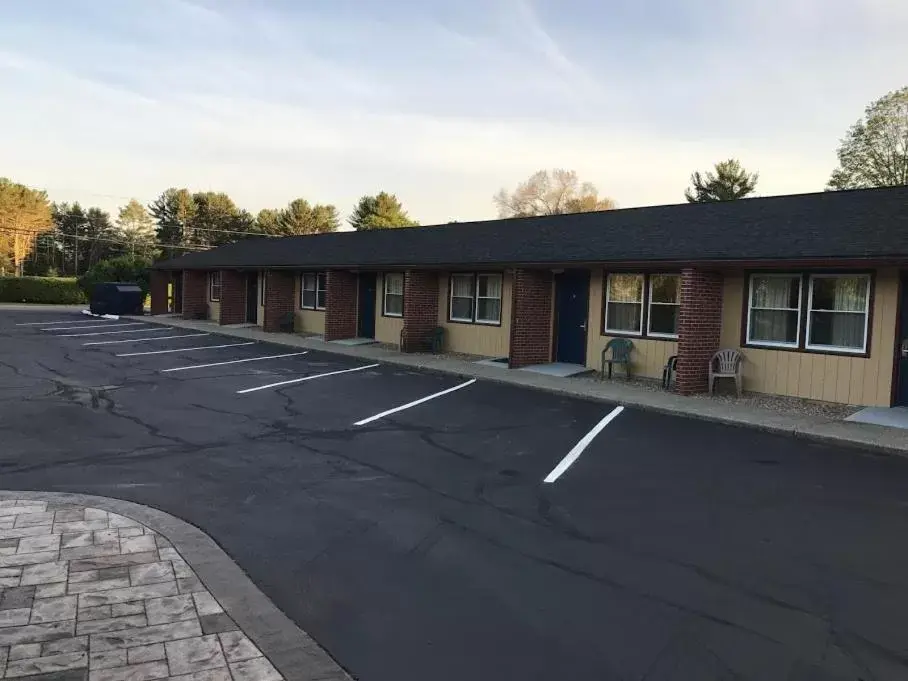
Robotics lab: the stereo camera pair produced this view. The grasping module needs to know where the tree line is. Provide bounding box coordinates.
[2,85,906,276]
[0,187,418,277]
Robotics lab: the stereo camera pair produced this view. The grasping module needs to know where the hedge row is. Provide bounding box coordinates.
[0,277,87,304]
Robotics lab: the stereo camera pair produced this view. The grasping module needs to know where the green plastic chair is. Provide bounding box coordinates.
[600,338,634,379]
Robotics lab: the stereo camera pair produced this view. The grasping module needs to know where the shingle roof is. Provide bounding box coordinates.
[154,185,908,271]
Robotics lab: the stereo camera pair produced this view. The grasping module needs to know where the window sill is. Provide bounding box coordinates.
[805,344,867,356]
[475,319,502,327]
[602,329,643,338]
[646,333,679,341]
[745,340,799,350]
[743,342,870,358]
[382,313,403,318]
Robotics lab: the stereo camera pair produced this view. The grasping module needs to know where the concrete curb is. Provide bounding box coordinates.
[0,490,351,681]
[129,315,908,458]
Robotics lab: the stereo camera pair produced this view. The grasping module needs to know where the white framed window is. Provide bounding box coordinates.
[208,272,221,302]
[383,273,404,317]
[806,274,870,353]
[316,273,328,310]
[449,274,475,322]
[300,273,317,309]
[647,274,680,338]
[476,274,503,325]
[746,274,802,348]
[605,274,644,335]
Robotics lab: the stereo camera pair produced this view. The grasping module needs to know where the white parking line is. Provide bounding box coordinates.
[15,320,115,326]
[237,363,380,394]
[543,406,624,484]
[42,323,146,331]
[116,342,256,357]
[55,327,158,338]
[85,333,211,347]
[354,379,477,426]
[162,352,309,373]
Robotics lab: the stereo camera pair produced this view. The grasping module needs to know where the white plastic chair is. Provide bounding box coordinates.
[709,349,743,397]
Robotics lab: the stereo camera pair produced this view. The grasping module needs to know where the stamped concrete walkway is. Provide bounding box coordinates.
[0,494,349,681]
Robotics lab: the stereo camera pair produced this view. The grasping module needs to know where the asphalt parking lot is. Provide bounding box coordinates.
[2,311,908,680]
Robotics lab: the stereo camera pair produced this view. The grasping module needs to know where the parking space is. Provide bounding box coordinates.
[4,309,908,681]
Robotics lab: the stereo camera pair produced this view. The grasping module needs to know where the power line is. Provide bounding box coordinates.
[0,227,209,252]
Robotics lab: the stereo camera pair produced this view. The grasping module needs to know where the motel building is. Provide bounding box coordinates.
[150,185,908,408]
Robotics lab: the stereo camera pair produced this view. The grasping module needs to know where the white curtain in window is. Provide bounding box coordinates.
[810,276,868,350]
[752,277,797,309]
[451,275,474,298]
[386,274,403,295]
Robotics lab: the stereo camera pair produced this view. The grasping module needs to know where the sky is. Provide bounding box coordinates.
[1,0,906,227]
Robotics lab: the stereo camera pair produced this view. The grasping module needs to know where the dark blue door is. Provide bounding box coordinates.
[245,274,258,324]
[358,273,377,338]
[554,270,590,365]
[896,274,908,405]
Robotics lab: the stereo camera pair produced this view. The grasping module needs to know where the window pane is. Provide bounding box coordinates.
[302,290,316,308]
[606,301,641,332]
[477,298,501,323]
[385,293,403,316]
[811,276,867,312]
[749,309,799,344]
[317,273,327,292]
[477,275,501,299]
[650,275,679,304]
[385,274,403,295]
[608,274,643,303]
[648,305,678,335]
[303,274,316,291]
[451,275,474,298]
[316,290,327,309]
[810,312,865,349]
[451,297,473,320]
[751,276,800,309]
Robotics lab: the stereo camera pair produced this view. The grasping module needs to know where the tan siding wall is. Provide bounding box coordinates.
[291,275,325,334]
[374,273,404,344]
[436,272,512,357]
[719,268,897,406]
[256,271,265,327]
[207,300,220,322]
[585,270,677,378]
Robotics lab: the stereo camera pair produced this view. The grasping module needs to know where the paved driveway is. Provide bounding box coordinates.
[1,311,907,680]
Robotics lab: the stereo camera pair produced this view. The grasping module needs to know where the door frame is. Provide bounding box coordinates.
[552,269,590,365]
[891,271,908,406]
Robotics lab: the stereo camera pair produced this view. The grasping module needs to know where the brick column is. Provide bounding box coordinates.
[149,270,169,314]
[324,270,357,340]
[508,269,553,368]
[401,271,439,353]
[675,268,724,395]
[219,270,246,325]
[181,270,208,320]
[263,271,296,332]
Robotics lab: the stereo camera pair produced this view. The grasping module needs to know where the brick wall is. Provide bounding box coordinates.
[401,270,440,352]
[262,270,296,332]
[675,268,724,394]
[150,270,169,314]
[508,269,553,368]
[324,270,357,340]
[181,270,208,320]
[218,270,246,325]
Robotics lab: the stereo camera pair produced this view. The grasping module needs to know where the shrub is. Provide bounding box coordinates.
[78,255,151,300]
[0,276,87,304]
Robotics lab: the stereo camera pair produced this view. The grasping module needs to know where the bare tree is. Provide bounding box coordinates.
[494,169,616,218]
